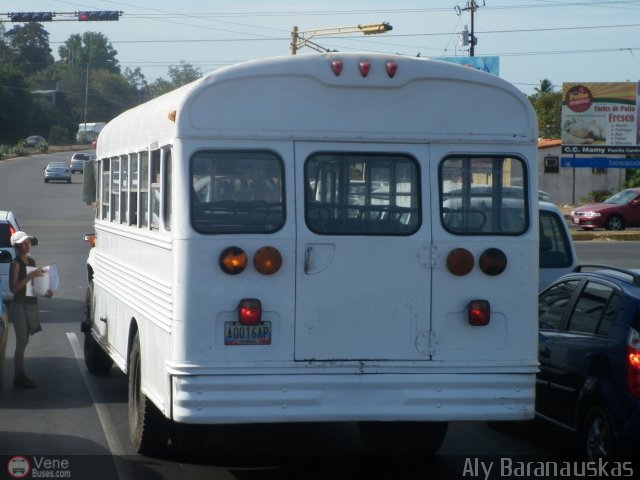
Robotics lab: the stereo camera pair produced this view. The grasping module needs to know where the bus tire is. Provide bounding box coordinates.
[83,284,113,375]
[128,332,169,454]
[358,421,448,455]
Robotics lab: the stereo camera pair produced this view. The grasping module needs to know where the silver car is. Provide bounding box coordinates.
[69,152,92,173]
[44,162,71,183]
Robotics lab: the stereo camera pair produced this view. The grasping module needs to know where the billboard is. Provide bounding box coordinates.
[435,56,499,76]
[561,82,640,155]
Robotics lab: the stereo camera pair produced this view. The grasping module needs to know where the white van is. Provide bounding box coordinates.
[539,201,577,290]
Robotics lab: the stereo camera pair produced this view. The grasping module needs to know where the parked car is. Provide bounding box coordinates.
[24,135,46,147]
[0,210,20,302]
[537,265,640,458]
[570,188,640,231]
[539,201,577,291]
[69,152,92,173]
[44,162,71,183]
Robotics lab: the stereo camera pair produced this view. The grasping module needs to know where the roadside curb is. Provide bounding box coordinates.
[571,231,640,241]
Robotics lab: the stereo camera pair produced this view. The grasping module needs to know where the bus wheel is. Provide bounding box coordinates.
[358,421,448,455]
[83,285,113,375]
[128,332,169,454]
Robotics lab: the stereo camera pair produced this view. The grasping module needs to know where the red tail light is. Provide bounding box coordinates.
[468,300,490,326]
[9,224,16,237]
[359,61,371,77]
[627,327,640,398]
[238,298,262,326]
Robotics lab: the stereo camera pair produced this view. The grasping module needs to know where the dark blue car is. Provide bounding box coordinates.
[537,265,640,458]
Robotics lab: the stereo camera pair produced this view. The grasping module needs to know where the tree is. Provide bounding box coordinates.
[534,78,554,98]
[58,32,120,74]
[529,79,561,138]
[150,60,202,96]
[4,23,54,76]
[530,91,562,138]
[0,66,33,143]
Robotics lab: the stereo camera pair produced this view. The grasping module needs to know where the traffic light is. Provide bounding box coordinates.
[9,12,54,22]
[78,11,120,22]
[358,22,393,35]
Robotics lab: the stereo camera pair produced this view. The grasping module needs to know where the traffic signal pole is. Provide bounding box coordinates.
[1,11,121,23]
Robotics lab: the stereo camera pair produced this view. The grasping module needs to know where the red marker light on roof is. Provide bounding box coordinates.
[359,61,371,77]
[386,62,398,78]
[331,60,343,76]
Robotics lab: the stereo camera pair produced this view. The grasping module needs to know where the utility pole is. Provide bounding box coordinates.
[455,1,484,57]
[83,64,89,136]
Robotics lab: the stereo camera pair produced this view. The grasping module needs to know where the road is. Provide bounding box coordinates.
[0,152,630,478]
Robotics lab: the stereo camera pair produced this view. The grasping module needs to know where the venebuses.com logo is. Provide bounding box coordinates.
[7,456,30,479]
[6,456,71,478]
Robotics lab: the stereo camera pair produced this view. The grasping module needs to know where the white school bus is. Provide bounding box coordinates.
[81,53,539,455]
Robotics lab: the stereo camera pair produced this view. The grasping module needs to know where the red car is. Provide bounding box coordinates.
[570,188,640,230]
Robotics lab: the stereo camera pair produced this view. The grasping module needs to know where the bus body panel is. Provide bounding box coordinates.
[86,53,539,428]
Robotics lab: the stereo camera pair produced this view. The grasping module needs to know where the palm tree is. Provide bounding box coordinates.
[534,78,555,97]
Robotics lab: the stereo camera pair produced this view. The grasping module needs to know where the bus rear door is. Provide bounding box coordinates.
[294,143,432,361]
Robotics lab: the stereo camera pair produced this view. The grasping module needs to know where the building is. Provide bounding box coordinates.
[537,139,625,205]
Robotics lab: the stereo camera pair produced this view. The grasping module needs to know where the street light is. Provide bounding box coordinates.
[290,22,392,55]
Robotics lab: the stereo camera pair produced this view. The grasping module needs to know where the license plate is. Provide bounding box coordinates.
[224,321,271,345]
[573,217,580,224]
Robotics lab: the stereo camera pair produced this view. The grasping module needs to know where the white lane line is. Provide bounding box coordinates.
[67,332,135,480]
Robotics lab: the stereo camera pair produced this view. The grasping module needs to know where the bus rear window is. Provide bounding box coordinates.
[440,156,528,235]
[191,151,284,234]
[305,153,420,235]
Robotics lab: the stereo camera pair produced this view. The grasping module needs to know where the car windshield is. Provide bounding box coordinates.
[604,190,639,205]
[48,163,67,169]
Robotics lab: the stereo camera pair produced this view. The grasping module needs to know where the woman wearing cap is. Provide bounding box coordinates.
[9,231,53,389]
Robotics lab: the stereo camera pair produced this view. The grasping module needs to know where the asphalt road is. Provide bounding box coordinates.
[0,152,632,479]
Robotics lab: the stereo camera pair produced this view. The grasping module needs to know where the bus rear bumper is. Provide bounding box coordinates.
[170,372,535,424]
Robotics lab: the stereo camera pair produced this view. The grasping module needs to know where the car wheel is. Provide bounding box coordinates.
[582,406,616,459]
[44,179,48,183]
[605,215,624,231]
[128,331,169,454]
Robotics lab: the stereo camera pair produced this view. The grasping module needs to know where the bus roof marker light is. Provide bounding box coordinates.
[238,298,262,325]
[254,246,282,275]
[386,62,398,78]
[219,246,248,275]
[330,60,343,76]
[359,61,371,77]
[168,110,176,122]
[479,248,507,276]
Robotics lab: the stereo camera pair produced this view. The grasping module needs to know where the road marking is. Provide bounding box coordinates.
[67,332,135,480]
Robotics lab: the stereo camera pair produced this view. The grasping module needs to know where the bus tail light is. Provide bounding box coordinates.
[468,300,490,326]
[219,246,248,275]
[627,327,640,398]
[446,248,474,276]
[253,246,282,275]
[479,248,507,276]
[238,298,262,325]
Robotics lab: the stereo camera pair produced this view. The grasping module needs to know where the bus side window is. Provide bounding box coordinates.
[101,158,110,220]
[150,150,161,230]
[163,149,172,231]
[140,151,149,228]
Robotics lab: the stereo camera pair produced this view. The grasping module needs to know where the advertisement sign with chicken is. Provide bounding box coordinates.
[561,82,640,155]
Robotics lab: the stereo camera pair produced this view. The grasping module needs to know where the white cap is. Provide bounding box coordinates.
[10,231,33,246]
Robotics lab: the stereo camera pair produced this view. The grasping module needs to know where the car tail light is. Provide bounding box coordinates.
[468,300,490,326]
[238,298,262,325]
[84,234,96,247]
[627,327,640,398]
[9,224,16,237]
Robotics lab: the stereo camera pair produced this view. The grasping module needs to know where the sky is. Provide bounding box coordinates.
[2,0,640,96]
